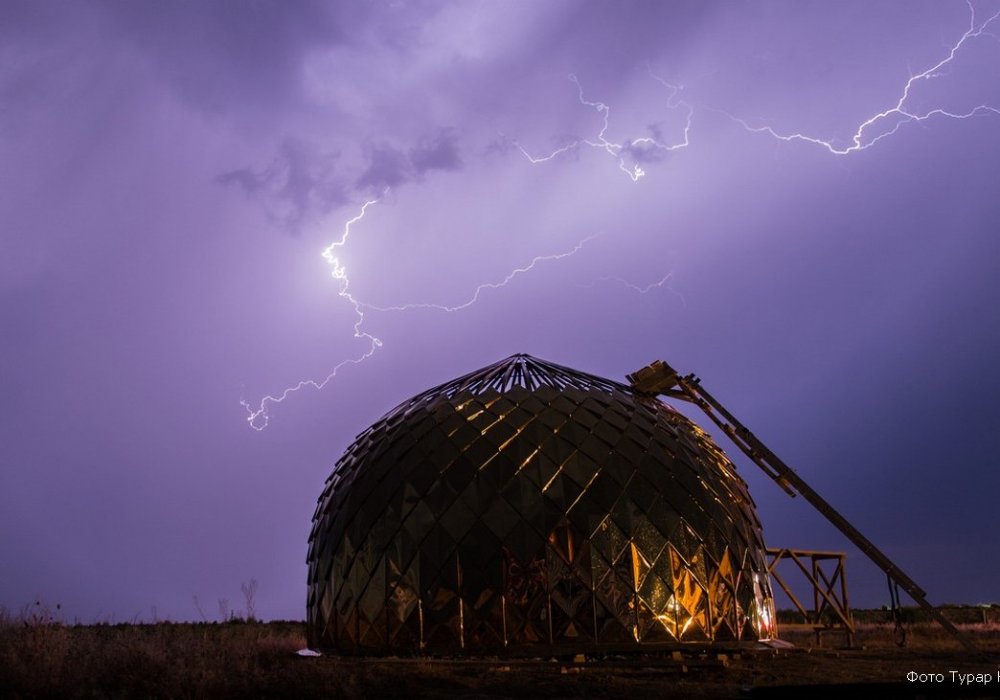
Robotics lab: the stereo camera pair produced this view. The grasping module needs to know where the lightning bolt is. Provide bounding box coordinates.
[513,69,693,181]
[241,200,601,430]
[361,235,598,313]
[242,2,996,431]
[580,271,687,308]
[645,63,694,153]
[241,193,385,431]
[727,1,1000,155]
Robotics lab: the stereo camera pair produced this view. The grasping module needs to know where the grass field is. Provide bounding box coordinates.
[2,605,999,699]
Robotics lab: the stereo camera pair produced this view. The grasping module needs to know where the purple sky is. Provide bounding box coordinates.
[3,1,1000,623]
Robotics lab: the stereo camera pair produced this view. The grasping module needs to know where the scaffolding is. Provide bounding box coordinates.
[767,548,854,647]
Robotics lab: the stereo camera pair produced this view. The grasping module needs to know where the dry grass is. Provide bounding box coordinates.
[2,605,999,699]
[0,604,314,699]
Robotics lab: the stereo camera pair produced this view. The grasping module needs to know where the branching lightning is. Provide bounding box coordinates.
[728,2,1000,155]
[514,69,693,181]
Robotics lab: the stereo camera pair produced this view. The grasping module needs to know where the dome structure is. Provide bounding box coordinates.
[307,354,775,654]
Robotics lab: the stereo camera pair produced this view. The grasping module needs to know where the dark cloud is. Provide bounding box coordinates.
[219,129,462,234]
[355,130,463,193]
[409,129,462,176]
[217,140,345,234]
[97,0,345,112]
[354,145,412,192]
[223,129,462,234]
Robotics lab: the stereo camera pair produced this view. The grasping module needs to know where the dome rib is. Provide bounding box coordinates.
[400,353,633,406]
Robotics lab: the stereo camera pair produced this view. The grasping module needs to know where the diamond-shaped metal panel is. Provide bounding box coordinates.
[307,354,774,653]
